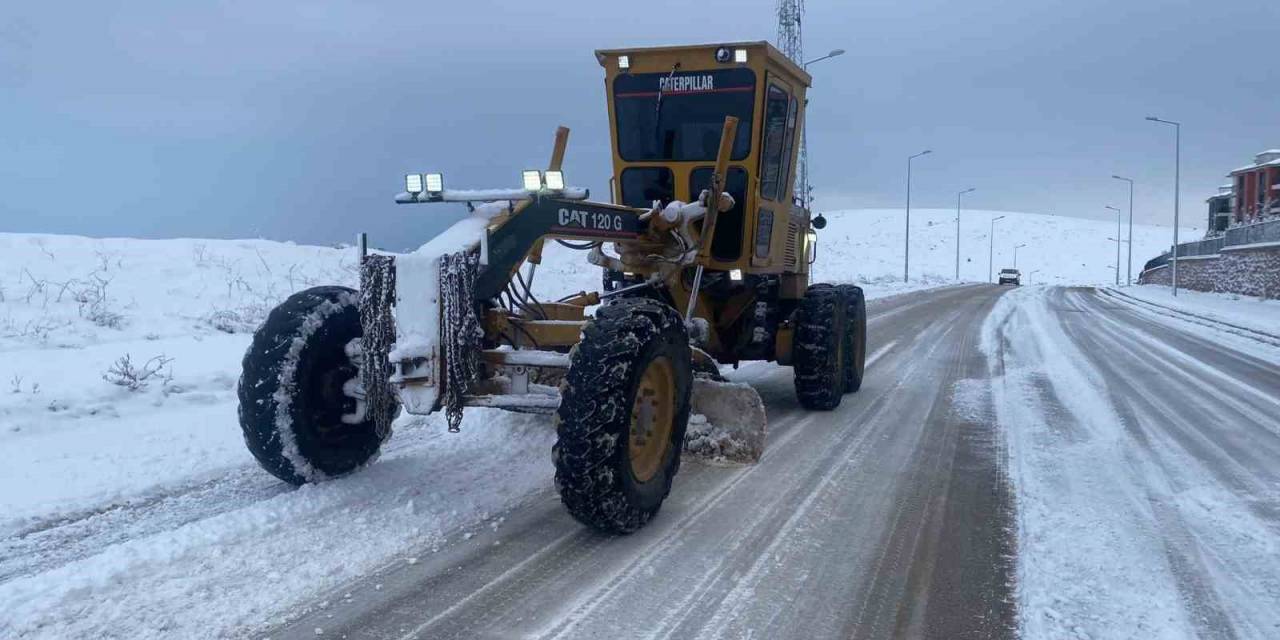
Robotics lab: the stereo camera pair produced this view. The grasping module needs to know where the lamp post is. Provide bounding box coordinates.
[802,49,846,68]
[1029,269,1041,285]
[989,215,1006,282]
[1146,116,1181,296]
[1013,243,1027,269]
[796,49,845,208]
[1106,205,1122,285]
[955,187,975,280]
[905,149,933,282]
[1112,175,1135,285]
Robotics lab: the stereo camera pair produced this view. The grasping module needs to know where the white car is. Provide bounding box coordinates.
[998,268,1021,285]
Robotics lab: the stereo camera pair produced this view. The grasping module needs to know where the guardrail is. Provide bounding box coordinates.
[1143,217,1280,272]
[1224,217,1280,246]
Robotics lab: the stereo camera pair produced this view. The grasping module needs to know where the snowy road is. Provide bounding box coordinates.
[6,283,1279,639]
[987,287,1280,639]
[269,284,1020,639]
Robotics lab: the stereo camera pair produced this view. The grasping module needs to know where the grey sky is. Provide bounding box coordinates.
[2,0,1276,249]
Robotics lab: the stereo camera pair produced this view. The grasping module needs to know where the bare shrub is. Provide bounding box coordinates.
[103,354,173,391]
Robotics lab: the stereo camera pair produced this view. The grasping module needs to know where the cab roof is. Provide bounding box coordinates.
[593,41,812,88]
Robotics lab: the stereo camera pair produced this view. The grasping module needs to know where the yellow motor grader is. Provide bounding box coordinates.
[237,41,867,533]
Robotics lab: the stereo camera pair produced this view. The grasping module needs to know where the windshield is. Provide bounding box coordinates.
[1001,269,1019,274]
[613,68,755,162]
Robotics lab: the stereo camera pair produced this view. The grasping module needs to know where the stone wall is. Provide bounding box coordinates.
[1138,243,1280,299]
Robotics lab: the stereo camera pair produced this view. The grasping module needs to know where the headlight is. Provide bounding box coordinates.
[729,268,743,281]
[424,173,444,194]
[544,170,565,191]
[405,174,424,194]
[522,170,543,191]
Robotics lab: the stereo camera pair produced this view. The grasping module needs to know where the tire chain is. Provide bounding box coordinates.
[440,250,483,432]
[359,255,397,440]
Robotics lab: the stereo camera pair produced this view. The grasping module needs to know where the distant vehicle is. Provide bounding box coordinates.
[998,268,1021,286]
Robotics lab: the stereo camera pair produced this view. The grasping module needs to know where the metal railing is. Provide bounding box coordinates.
[1142,217,1280,273]
[1224,217,1280,246]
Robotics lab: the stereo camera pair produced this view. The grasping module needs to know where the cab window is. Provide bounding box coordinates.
[759,84,791,201]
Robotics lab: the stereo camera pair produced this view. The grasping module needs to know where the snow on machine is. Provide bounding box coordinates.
[237,42,867,533]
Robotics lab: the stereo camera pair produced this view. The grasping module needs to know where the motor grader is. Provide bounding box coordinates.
[237,41,867,534]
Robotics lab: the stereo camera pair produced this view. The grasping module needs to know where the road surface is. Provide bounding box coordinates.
[272,284,1020,639]
[8,284,1277,639]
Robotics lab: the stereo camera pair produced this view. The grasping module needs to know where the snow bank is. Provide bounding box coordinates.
[1120,285,1280,337]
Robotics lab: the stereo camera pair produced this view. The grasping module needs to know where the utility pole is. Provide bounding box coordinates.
[777,0,806,202]
[799,48,845,208]
[905,149,932,282]
[1113,175,1135,285]
[1106,205,1122,285]
[1146,116,1182,296]
[989,215,1006,282]
[955,187,975,281]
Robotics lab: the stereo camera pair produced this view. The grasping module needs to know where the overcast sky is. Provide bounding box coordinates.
[2,0,1277,249]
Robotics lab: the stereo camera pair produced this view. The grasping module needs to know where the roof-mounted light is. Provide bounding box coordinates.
[522,170,543,192]
[405,173,424,194]
[424,173,444,194]
[544,170,565,191]
[715,47,732,63]
[734,48,748,63]
[618,55,630,70]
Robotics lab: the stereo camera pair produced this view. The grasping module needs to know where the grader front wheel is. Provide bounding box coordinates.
[553,297,692,534]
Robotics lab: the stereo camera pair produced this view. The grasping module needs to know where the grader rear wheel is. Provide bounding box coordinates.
[836,284,867,394]
[553,297,692,534]
[793,284,848,410]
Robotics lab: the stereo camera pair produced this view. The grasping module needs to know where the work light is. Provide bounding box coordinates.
[729,268,743,282]
[424,173,444,194]
[405,173,424,194]
[618,55,630,70]
[522,170,543,191]
[544,170,565,191]
[734,49,748,63]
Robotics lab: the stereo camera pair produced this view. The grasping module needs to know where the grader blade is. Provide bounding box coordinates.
[685,378,768,464]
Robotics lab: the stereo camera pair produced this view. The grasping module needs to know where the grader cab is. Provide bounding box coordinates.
[236,41,867,534]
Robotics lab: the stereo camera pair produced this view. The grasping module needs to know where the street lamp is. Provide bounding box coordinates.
[1146,116,1182,296]
[1112,175,1135,285]
[796,49,845,208]
[1106,205,1123,286]
[955,188,975,281]
[988,215,1006,282]
[1029,269,1041,285]
[1013,243,1027,270]
[905,149,933,282]
[802,49,846,68]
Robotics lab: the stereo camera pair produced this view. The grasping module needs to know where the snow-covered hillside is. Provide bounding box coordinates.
[812,208,1197,287]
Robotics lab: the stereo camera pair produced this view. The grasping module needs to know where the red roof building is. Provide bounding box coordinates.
[1230,150,1280,223]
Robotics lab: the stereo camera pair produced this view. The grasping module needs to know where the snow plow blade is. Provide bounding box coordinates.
[684,378,768,464]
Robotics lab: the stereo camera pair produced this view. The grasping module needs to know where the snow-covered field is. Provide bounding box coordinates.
[0,208,1208,639]
[812,207,1195,287]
